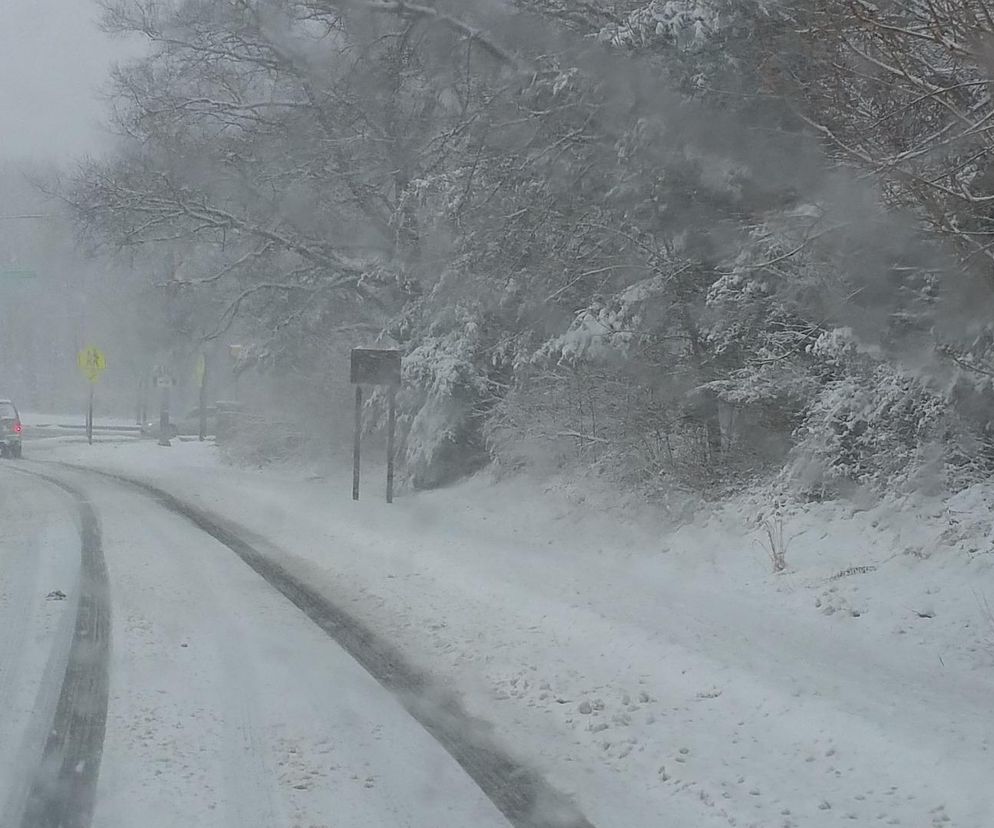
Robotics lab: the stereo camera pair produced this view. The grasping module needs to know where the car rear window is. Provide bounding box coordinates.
[0,403,16,419]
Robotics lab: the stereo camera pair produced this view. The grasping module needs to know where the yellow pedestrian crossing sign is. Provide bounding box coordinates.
[77,346,106,383]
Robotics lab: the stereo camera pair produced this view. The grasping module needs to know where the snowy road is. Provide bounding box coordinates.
[0,474,90,827]
[16,470,109,828]
[0,461,589,828]
[6,439,994,828]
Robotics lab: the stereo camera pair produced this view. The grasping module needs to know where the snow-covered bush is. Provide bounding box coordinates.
[756,503,789,573]
[486,360,714,508]
[394,306,495,489]
[599,0,727,51]
[787,329,948,495]
[217,412,308,468]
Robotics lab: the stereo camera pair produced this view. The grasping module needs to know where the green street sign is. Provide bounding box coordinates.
[0,270,37,280]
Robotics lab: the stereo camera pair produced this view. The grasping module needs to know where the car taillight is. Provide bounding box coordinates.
[13,422,21,434]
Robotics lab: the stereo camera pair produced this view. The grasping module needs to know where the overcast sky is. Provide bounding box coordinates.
[0,0,139,163]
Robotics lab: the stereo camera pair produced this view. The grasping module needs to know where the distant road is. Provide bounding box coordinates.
[20,414,142,442]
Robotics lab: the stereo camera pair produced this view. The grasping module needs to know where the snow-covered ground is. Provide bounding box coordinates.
[19,411,141,436]
[19,412,140,428]
[8,436,994,827]
[0,450,512,828]
[77,468,508,828]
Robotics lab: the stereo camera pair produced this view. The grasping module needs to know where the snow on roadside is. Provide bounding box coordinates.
[20,411,141,429]
[31,437,994,827]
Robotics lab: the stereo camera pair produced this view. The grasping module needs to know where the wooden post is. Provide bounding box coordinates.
[158,383,171,447]
[352,384,363,500]
[87,386,94,445]
[386,386,397,504]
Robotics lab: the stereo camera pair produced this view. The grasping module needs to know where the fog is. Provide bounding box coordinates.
[1,0,992,487]
[3,5,994,828]
[0,0,138,161]
[0,1,146,415]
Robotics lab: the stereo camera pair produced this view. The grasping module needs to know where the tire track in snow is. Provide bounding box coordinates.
[0,510,41,746]
[61,463,596,828]
[11,468,111,828]
[0,481,80,826]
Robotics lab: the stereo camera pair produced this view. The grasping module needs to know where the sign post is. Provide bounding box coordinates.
[77,346,106,445]
[349,349,402,502]
[196,353,208,442]
[153,369,175,446]
[352,384,363,500]
[386,386,397,504]
[136,374,146,426]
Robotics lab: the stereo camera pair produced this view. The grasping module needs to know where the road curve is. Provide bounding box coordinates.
[54,461,596,828]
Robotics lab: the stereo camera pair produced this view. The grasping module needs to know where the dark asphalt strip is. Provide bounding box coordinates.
[12,469,110,828]
[62,464,596,828]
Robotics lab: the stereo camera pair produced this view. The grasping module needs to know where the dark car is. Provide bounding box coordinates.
[0,399,23,458]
